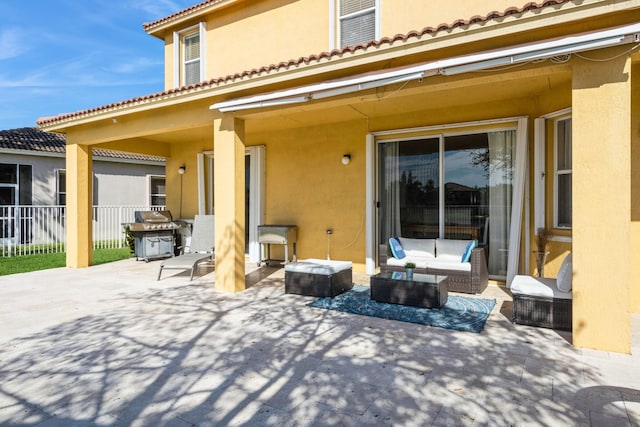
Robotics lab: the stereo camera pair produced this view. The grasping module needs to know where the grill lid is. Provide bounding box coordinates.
[134,210,173,223]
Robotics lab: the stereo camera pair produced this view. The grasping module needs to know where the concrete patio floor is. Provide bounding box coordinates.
[0,259,638,426]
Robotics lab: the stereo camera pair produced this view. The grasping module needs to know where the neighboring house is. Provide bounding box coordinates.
[37,0,640,353]
[0,127,166,243]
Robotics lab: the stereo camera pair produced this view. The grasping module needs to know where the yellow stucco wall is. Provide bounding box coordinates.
[632,61,640,314]
[213,117,247,292]
[162,0,545,89]
[168,141,213,220]
[572,48,631,353]
[251,120,368,271]
[382,0,518,35]
[65,142,93,268]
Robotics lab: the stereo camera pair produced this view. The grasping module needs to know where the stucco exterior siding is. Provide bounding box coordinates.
[0,153,164,207]
[572,48,632,353]
[92,162,165,206]
[0,153,64,205]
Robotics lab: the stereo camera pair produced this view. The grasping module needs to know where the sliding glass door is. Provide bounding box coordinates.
[377,128,517,279]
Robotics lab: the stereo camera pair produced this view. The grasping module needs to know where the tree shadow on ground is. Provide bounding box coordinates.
[0,274,636,426]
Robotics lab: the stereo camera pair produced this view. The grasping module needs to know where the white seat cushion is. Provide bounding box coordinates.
[285,258,352,275]
[511,275,572,300]
[386,256,430,269]
[426,260,471,272]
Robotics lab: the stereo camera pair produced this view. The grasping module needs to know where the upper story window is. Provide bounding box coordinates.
[336,0,379,48]
[173,23,206,88]
[554,117,572,229]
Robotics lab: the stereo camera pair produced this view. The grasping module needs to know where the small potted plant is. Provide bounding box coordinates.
[404,261,416,279]
[533,227,551,277]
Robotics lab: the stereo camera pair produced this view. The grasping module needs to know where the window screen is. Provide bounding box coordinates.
[339,0,376,48]
[150,176,166,207]
[555,118,572,228]
[183,32,201,85]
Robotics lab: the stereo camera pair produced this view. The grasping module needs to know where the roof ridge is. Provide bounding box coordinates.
[39,0,574,127]
[143,0,226,32]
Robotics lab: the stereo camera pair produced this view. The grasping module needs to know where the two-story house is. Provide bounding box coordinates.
[38,0,640,354]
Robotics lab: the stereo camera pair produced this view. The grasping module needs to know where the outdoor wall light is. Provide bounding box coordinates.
[178,165,186,175]
[341,154,351,165]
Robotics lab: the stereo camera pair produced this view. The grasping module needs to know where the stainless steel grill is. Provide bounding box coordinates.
[127,211,181,262]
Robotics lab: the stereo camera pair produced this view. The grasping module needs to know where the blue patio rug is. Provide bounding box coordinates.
[307,285,496,333]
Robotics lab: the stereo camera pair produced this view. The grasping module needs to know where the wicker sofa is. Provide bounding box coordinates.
[378,237,489,294]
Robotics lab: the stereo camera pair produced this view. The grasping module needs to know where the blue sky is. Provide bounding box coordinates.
[0,0,195,130]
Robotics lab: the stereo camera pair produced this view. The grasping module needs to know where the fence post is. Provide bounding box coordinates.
[118,206,123,248]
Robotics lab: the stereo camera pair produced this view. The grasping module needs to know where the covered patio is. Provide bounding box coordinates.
[1,260,638,425]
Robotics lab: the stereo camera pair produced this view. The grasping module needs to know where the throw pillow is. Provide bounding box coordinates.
[388,237,406,259]
[461,240,477,263]
[556,253,573,292]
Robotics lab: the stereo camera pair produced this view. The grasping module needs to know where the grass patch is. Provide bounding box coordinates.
[0,248,133,276]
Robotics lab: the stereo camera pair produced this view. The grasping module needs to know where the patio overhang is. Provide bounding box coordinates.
[210,22,640,113]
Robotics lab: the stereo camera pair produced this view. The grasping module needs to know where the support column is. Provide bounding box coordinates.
[572,50,631,353]
[631,62,640,314]
[213,116,246,292]
[66,143,93,268]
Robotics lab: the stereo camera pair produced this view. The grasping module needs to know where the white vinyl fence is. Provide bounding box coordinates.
[0,205,164,257]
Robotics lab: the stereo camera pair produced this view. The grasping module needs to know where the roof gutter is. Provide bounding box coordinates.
[210,22,640,113]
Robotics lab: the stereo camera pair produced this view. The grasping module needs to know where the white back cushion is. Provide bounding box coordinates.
[398,237,436,258]
[556,253,573,292]
[436,238,470,263]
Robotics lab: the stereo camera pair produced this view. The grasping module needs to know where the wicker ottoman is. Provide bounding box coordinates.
[285,259,353,297]
[511,275,572,330]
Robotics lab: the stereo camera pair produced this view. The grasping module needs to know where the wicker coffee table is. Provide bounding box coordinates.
[370,272,448,308]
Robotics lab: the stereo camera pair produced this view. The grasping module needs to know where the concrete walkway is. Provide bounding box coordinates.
[0,259,638,426]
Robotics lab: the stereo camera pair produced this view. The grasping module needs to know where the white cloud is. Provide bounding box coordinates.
[104,57,163,74]
[0,28,29,60]
[133,0,192,20]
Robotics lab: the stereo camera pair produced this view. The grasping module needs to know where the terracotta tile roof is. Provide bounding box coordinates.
[38,0,573,127]
[0,127,165,162]
[143,0,229,32]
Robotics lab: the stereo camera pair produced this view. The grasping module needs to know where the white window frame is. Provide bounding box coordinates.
[554,115,572,229]
[0,163,19,206]
[56,169,66,206]
[330,0,380,49]
[173,22,206,88]
[148,175,166,207]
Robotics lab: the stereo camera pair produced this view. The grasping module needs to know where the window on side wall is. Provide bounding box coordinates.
[0,163,32,205]
[57,170,66,205]
[174,23,205,87]
[337,0,378,48]
[149,175,166,208]
[555,117,572,228]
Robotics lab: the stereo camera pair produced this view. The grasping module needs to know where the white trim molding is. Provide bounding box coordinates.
[173,22,206,88]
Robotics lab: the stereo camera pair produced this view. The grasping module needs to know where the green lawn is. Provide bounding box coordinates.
[0,248,133,276]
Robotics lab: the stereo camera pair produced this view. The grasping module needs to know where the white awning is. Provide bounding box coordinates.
[211,22,640,113]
